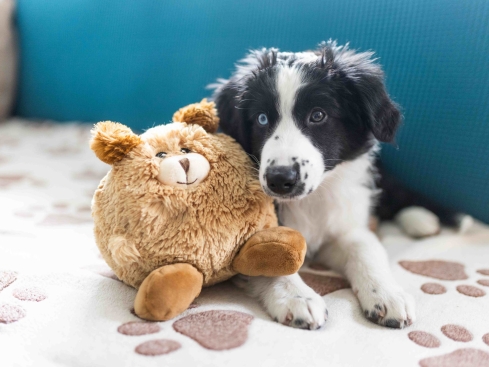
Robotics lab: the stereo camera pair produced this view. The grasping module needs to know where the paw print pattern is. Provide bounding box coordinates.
[173,310,254,350]
[0,174,27,189]
[408,331,441,348]
[456,285,486,297]
[39,202,93,226]
[420,283,446,295]
[0,304,26,323]
[441,324,473,342]
[117,309,254,356]
[478,279,489,287]
[422,349,489,367]
[0,271,47,323]
[0,270,17,291]
[10,201,93,227]
[135,340,181,356]
[118,321,161,336]
[399,260,487,298]
[13,287,48,302]
[299,272,350,296]
[408,324,489,367]
[399,260,468,280]
[116,320,177,356]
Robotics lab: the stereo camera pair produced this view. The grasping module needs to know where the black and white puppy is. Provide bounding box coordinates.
[211,41,415,329]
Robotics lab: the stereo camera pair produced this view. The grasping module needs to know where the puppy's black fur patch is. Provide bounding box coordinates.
[213,41,401,171]
[212,41,462,224]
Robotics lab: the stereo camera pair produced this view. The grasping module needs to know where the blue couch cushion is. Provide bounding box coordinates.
[15,0,489,223]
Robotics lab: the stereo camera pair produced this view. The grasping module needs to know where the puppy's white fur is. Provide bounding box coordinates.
[395,206,440,238]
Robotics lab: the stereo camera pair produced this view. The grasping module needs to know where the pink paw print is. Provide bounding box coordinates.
[117,306,254,356]
[399,260,488,297]
[408,324,489,366]
[0,270,48,324]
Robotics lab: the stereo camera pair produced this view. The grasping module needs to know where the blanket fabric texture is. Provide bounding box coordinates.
[0,120,488,367]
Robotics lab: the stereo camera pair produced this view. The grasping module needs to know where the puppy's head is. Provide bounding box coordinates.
[212,41,401,201]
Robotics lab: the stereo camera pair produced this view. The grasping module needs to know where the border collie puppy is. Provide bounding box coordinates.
[211,41,415,329]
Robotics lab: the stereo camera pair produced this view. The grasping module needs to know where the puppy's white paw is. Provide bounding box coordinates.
[263,279,328,330]
[357,284,416,329]
[395,206,440,238]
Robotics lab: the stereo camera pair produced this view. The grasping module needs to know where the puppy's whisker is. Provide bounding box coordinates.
[245,153,261,168]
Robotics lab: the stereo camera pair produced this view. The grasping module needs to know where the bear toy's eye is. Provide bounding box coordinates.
[155,152,167,158]
[180,148,191,154]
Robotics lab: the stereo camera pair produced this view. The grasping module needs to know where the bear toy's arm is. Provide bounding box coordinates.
[232,227,307,277]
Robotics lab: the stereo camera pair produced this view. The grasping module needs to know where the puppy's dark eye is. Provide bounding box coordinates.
[155,152,167,158]
[257,113,269,126]
[309,109,327,123]
[180,148,191,154]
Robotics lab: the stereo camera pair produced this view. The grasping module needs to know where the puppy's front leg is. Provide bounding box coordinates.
[316,228,415,328]
[233,273,328,330]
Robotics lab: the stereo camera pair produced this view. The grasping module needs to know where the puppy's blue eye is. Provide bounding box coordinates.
[257,113,269,126]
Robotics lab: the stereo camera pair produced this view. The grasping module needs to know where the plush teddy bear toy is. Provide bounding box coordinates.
[90,99,306,321]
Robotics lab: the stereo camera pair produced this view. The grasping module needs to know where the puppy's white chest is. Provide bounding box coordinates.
[278,157,374,256]
[278,186,341,255]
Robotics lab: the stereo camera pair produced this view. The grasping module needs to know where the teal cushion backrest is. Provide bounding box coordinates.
[15,0,489,223]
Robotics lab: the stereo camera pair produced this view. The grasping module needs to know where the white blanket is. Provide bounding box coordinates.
[1,120,488,367]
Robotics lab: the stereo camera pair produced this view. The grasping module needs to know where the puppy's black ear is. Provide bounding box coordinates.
[211,79,252,154]
[356,71,402,143]
[320,42,402,143]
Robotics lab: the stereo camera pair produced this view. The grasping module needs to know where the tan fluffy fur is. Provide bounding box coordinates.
[90,121,143,165]
[172,99,220,133]
[91,103,278,288]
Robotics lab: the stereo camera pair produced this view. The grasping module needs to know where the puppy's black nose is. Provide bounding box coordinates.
[265,165,299,195]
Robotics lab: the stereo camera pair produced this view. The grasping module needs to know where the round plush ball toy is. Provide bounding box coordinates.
[90,99,306,321]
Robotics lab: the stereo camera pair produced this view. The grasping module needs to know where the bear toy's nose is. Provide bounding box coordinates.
[179,158,190,173]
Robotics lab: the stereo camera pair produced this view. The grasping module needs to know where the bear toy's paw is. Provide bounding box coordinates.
[134,264,203,321]
[232,227,307,277]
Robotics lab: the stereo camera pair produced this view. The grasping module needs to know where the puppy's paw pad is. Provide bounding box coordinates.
[270,293,328,330]
[360,288,415,329]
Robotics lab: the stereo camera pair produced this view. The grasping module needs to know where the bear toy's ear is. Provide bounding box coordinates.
[90,121,142,165]
[172,98,220,133]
